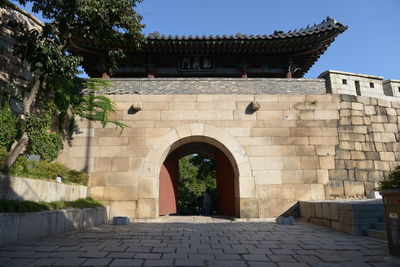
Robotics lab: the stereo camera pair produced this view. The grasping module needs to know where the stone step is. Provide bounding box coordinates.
[365,229,387,240]
[372,221,386,231]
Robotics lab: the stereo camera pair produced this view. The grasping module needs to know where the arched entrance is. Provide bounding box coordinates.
[137,123,257,219]
[159,141,236,217]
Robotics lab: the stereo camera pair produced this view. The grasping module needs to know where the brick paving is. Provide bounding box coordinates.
[0,218,397,267]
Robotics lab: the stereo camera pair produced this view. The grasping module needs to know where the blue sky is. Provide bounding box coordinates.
[15,0,400,79]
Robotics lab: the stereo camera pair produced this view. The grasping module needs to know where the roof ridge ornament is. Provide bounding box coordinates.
[148,31,160,38]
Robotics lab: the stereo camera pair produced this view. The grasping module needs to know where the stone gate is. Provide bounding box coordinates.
[58,84,400,218]
[1,4,399,220]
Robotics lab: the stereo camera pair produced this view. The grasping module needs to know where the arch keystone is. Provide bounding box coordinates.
[190,123,204,136]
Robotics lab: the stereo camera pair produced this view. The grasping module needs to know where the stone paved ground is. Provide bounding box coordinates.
[0,218,398,267]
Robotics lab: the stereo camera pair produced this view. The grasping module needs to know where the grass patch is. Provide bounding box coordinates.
[0,198,104,213]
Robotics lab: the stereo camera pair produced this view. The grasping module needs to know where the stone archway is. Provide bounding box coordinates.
[137,123,257,219]
[159,140,237,217]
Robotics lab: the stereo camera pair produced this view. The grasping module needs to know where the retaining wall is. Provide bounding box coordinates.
[299,200,384,235]
[0,206,109,247]
[0,175,87,202]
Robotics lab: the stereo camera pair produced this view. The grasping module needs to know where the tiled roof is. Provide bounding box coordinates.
[146,17,346,41]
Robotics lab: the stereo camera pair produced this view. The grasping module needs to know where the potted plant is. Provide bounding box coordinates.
[379,166,400,256]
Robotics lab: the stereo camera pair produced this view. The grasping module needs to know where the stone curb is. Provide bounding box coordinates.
[0,206,109,247]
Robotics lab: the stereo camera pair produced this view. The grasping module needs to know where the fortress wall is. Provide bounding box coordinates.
[327,94,400,198]
[58,90,400,218]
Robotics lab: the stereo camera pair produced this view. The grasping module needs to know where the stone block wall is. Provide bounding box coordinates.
[59,93,342,219]
[299,200,384,235]
[58,91,400,219]
[383,80,400,97]
[319,70,385,98]
[326,94,400,199]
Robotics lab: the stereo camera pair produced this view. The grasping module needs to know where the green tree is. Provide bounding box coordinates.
[1,0,144,172]
[0,103,20,150]
[178,154,216,215]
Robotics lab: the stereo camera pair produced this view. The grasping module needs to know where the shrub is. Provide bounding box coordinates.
[0,104,20,150]
[27,131,63,162]
[19,161,89,185]
[0,198,104,213]
[0,148,88,185]
[0,199,49,213]
[379,166,400,190]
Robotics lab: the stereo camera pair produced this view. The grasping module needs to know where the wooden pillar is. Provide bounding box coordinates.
[286,71,292,78]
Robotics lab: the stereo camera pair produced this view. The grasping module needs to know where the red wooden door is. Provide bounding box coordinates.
[159,156,179,215]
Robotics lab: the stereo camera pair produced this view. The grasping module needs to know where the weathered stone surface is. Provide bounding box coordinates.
[0,207,108,247]
[0,175,87,202]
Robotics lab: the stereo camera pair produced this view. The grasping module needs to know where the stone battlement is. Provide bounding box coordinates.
[103,78,326,95]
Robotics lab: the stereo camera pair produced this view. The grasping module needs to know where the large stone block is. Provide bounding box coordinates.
[169,101,195,110]
[251,128,290,137]
[109,201,136,218]
[282,170,304,184]
[238,177,256,197]
[304,170,317,184]
[316,145,336,156]
[325,180,344,197]
[112,157,130,171]
[290,127,321,137]
[271,137,309,145]
[344,181,365,197]
[137,199,158,218]
[311,184,325,200]
[314,110,339,120]
[253,170,282,184]
[103,186,138,201]
[300,156,319,169]
[256,185,268,198]
[295,146,316,156]
[266,184,294,200]
[319,156,335,169]
[94,157,113,172]
[317,170,329,185]
[249,157,266,171]
[99,146,129,157]
[380,152,395,161]
[239,198,259,218]
[245,145,296,156]
[263,157,283,170]
[283,156,301,169]
[107,172,138,187]
[293,184,312,201]
[309,136,338,145]
[258,198,297,218]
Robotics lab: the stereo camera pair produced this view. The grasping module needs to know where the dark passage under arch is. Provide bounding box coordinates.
[159,142,236,217]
